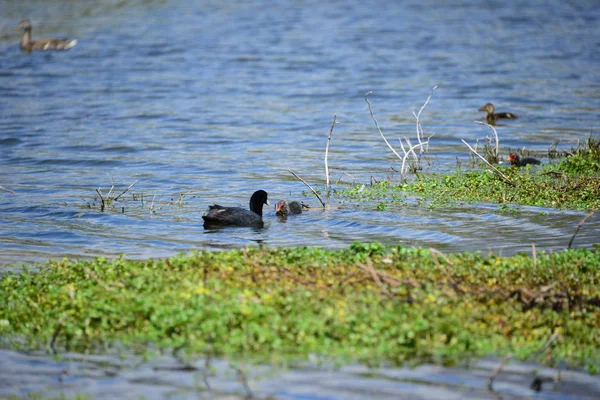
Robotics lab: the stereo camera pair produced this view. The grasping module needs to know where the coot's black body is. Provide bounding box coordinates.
[203,190,269,227]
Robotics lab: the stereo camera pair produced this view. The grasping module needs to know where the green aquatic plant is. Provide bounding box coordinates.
[1,244,598,372]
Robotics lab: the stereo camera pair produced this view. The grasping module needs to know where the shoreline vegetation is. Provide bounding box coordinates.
[1,243,599,375]
[1,92,598,389]
[337,135,600,211]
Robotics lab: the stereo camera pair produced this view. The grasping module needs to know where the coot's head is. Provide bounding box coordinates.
[507,152,520,165]
[17,19,32,31]
[275,200,289,216]
[478,103,495,113]
[249,190,269,216]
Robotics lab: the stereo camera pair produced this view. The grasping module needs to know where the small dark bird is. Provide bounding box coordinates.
[275,200,304,216]
[507,152,541,167]
[479,103,518,125]
[17,19,77,53]
[202,190,269,227]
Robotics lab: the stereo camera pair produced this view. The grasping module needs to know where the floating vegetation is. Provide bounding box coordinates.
[1,243,598,373]
[338,136,600,210]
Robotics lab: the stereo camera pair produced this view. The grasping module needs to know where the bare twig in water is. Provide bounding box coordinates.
[475,121,500,162]
[95,188,106,211]
[412,85,437,151]
[0,185,16,194]
[235,367,254,399]
[114,180,138,201]
[288,169,325,207]
[202,353,212,389]
[399,137,426,178]
[106,184,115,200]
[365,92,403,161]
[487,353,512,391]
[568,211,595,249]
[325,114,337,203]
[149,192,157,213]
[461,139,515,187]
[532,243,537,268]
[366,90,435,181]
[49,315,67,355]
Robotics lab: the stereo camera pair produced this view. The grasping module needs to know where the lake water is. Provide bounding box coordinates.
[0,0,599,398]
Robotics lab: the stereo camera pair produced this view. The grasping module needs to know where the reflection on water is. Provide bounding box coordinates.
[1,349,599,400]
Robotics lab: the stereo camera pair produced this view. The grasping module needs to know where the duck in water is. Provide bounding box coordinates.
[17,19,77,53]
[275,200,305,216]
[202,190,269,228]
[507,152,541,167]
[479,103,518,125]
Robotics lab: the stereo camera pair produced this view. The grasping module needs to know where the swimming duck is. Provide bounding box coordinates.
[275,200,305,216]
[202,190,269,227]
[478,103,518,125]
[17,19,77,53]
[507,152,541,167]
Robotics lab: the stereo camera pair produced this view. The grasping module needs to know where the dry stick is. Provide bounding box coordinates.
[365,92,403,161]
[475,121,500,160]
[114,180,138,201]
[49,315,67,355]
[412,85,437,148]
[202,354,212,390]
[532,243,537,268]
[567,211,595,249]
[461,139,515,187]
[175,189,194,207]
[95,188,106,211]
[106,184,115,200]
[400,138,426,177]
[0,185,15,194]
[150,192,157,212]
[325,114,337,203]
[357,259,394,299]
[235,367,254,399]
[487,353,513,391]
[288,169,326,208]
[429,248,455,266]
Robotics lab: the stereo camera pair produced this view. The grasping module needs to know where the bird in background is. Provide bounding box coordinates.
[17,19,77,53]
[479,103,518,125]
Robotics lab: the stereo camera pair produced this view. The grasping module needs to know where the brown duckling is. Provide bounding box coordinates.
[507,152,541,167]
[479,103,518,125]
[275,200,305,216]
[17,19,77,53]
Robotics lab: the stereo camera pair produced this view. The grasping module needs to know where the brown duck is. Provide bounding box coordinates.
[18,19,77,53]
[478,103,518,125]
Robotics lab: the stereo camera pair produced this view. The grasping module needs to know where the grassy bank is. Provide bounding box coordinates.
[1,243,599,372]
[338,137,600,210]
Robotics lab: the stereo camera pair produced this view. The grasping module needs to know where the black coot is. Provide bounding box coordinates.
[275,200,304,216]
[203,190,269,227]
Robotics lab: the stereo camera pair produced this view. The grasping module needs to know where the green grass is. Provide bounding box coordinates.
[337,137,600,210]
[1,243,599,372]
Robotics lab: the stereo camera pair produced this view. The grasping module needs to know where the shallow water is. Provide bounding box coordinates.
[1,1,599,398]
[2,349,600,400]
[1,0,599,266]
